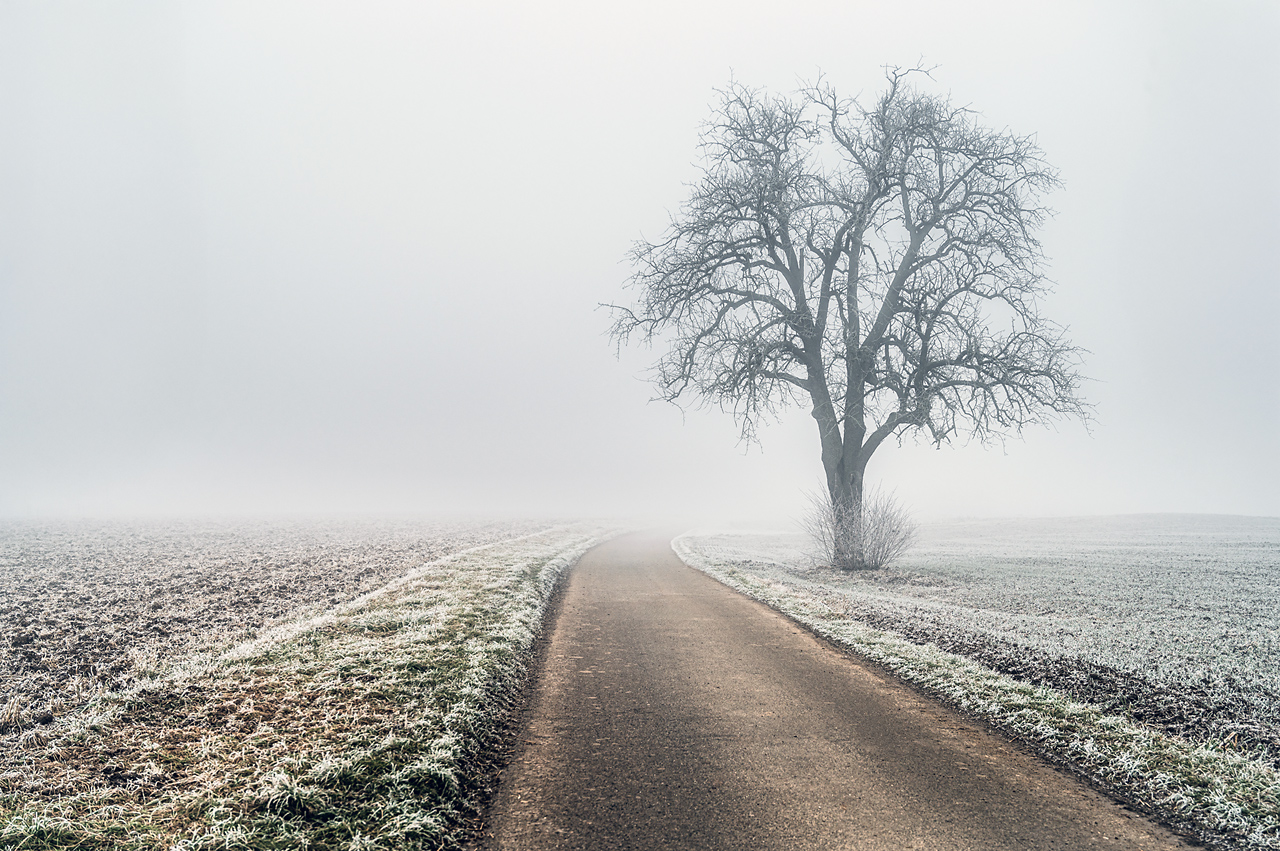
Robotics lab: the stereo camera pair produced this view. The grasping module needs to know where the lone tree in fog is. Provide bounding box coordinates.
[611,69,1088,569]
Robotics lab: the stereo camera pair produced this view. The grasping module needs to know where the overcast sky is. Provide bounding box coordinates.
[1,0,1276,523]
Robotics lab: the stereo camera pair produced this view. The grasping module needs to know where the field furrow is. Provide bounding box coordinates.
[1,520,614,850]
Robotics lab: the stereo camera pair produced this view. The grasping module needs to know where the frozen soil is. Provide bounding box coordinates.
[808,580,1280,762]
[0,518,548,736]
[0,523,610,849]
[676,530,1280,850]
[682,515,1280,766]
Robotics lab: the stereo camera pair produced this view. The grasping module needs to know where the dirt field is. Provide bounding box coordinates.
[0,518,545,737]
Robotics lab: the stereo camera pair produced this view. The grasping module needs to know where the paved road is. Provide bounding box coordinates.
[481,532,1196,850]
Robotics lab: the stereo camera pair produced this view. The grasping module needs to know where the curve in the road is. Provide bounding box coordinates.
[481,531,1197,850]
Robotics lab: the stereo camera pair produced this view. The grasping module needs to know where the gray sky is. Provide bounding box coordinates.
[1,0,1277,522]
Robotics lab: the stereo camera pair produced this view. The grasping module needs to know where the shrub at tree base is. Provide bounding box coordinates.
[804,487,917,570]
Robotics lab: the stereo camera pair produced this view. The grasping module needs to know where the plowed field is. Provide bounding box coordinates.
[0,518,544,737]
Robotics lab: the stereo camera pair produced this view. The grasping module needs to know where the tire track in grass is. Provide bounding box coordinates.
[0,524,616,851]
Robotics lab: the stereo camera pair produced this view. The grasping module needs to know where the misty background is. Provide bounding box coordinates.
[1,0,1276,523]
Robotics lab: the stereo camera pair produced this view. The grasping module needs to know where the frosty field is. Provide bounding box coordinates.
[5,513,1277,848]
[679,514,1280,756]
[676,514,1280,848]
[0,518,548,734]
[0,519,613,850]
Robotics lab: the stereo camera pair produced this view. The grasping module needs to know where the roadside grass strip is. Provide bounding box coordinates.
[673,536,1280,850]
[0,525,611,851]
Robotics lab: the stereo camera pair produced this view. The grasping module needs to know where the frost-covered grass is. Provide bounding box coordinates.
[0,524,612,850]
[682,516,1280,752]
[675,515,1280,850]
[0,517,551,736]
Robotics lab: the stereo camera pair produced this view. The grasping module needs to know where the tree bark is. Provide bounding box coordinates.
[826,458,865,570]
[813,395,868,570]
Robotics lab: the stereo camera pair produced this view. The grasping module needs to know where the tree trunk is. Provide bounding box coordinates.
[826,458,866,570]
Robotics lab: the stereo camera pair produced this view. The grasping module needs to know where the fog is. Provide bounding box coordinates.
[1,0,1277,523]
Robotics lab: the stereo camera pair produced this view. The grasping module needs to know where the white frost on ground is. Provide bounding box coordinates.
[682,515,1280,724]
[675,515,1280,850]
[0,521,620,850]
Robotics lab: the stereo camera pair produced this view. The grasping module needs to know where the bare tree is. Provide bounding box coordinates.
[610,69,1088,569]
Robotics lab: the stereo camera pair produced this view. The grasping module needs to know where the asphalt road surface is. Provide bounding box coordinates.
[481,532,1197,850]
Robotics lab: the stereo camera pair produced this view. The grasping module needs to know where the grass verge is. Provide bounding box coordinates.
[1,525,612,850]
[673,534,1280,851]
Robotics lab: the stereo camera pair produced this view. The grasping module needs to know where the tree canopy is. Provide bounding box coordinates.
[611,69,1088,567]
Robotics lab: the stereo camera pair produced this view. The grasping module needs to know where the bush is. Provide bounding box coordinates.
[804,486,917,570]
